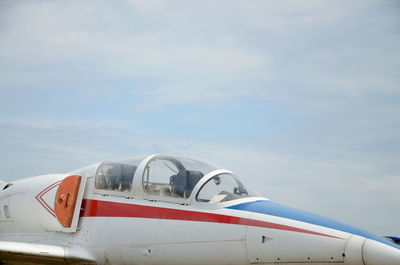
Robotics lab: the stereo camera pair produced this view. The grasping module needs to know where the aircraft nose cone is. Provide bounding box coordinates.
[363,239,400,265]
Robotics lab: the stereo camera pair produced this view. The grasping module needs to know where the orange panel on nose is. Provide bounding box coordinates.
[55,175,81,227]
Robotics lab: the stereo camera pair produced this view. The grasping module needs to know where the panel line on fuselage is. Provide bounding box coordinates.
[227,200,400,250]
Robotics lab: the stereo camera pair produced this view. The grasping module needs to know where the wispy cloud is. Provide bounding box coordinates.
[0,0,399,235]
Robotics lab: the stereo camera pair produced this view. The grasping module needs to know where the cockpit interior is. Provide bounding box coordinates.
[91,154,256,204]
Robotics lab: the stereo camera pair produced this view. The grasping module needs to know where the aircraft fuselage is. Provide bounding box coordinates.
[1,154,399,265]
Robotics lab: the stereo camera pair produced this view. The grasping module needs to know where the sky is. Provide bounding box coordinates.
[0,0,399,236]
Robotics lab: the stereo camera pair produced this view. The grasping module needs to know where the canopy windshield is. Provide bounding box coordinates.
[93,154,258,203]
[143,155,220,199]
[196,173,257,203]
[95,156,146,192]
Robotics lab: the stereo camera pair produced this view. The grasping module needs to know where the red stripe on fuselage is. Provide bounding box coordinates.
[80,199,342,240]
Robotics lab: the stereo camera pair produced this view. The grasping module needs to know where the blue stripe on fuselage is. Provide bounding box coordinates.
[227,200,400,250]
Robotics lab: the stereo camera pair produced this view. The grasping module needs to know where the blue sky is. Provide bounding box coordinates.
[0,0,399,235]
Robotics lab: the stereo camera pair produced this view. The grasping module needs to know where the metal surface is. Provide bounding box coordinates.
[55,175,81,228]
[0,154,399,265]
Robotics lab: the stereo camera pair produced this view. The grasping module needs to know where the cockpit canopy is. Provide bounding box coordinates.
[93,154,257,203]
[95,162,137,192]
[94,156,144,192]
[142,155,218,199]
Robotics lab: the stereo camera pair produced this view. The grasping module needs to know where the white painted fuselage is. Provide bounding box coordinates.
[0,154,399,265]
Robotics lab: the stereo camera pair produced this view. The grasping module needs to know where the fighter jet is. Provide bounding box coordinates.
[0,154,399,265]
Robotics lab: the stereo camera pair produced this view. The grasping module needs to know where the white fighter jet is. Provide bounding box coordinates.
[0,154,399,265]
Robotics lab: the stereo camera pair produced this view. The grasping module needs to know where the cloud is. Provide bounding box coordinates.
[122,0,167,14]
[1,120,398,235]
[0,0,399,236]
[2,0,398,106]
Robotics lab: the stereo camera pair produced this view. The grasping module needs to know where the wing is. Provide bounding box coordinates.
[0,241,96,265]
